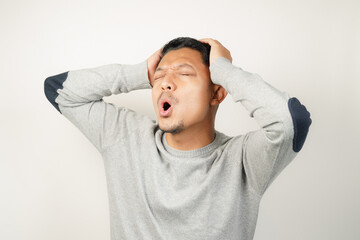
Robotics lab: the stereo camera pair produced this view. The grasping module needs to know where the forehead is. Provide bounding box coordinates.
[156,48,205,71]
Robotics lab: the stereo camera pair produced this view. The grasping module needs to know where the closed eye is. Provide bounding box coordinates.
[154,76,164,80]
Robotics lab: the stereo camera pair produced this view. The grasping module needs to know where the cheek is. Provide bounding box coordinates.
[180,87,211,113]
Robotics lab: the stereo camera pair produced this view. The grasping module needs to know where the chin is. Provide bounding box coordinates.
[159,121,185,134]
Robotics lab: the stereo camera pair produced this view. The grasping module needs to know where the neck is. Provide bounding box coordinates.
[165,125,216,151]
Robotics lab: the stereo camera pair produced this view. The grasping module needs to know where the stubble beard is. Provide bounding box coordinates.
[159,120,185,135]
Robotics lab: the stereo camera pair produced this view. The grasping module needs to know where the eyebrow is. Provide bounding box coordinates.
[155,63,195,72]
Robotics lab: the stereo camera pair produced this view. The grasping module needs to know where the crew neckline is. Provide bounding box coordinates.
[161,131,222,158]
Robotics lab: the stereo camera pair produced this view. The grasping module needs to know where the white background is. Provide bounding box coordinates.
[1,0,359,239]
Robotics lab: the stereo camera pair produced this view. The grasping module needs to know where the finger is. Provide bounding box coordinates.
[200,38,222,47]
[198,38,215,45]
[155,48,163,57]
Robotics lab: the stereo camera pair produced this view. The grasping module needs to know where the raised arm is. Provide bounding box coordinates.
[43,51,161,152]
[200,38,312,196]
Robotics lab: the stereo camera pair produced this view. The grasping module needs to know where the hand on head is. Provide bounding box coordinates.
[198,38,232,66]
[147,38,232,86]
[147,48,163,86]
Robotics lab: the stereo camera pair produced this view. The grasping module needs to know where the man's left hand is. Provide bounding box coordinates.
[198,38,232,66]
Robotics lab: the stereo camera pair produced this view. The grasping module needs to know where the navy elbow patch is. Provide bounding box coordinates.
[288,97,312,152]
[44,71,68,113]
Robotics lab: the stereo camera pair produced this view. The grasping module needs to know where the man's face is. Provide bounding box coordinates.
[151,47,214,134]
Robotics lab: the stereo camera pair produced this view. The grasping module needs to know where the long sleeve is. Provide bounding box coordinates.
[44,60,152,153]
[210,57,312,196]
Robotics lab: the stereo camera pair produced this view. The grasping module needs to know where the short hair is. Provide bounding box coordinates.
[160,37,211,67]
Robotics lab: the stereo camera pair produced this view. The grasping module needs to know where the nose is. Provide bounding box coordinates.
[160,74,177,91]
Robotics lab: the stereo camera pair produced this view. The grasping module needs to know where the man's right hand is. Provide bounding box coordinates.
[147,48,163,86]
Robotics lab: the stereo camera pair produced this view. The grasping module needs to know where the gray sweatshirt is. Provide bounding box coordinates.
[44,57,312,240]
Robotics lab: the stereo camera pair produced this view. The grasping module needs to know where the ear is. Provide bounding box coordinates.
[210,84,228,106]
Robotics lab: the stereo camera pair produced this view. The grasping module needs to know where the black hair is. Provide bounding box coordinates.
[161,37,211,67]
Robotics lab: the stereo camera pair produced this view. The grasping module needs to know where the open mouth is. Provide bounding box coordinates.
[159,100,173,117]
[163,102,171,111]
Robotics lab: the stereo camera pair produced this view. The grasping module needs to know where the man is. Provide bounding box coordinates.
[44,37,312,240]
